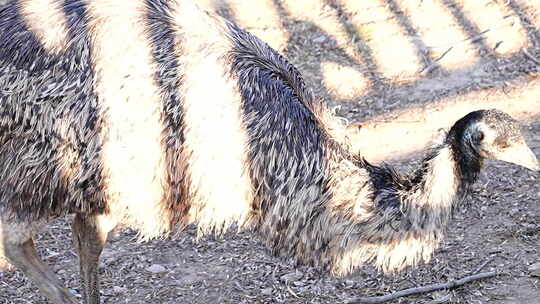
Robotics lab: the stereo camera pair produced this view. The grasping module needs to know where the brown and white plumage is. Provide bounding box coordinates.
[0,1,537,303]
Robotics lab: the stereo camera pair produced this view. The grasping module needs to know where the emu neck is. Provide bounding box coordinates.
[414,146,461,208]
[403,134,483,212]
[331,143,479,275]
[446,135,483,186]
[387,143,476,234]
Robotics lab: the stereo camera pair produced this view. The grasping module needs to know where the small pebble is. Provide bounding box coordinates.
[113,286,127,293]
[528,263,540,277]
[146,264,167,274]
[280,271,303,282]
[313,35,327,43]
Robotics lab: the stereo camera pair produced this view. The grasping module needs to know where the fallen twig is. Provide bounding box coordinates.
[347,120,424,129]
[421,46,453,75]
[472,257,494,275]
[469,29,490,43]
[346,271,497,304]
[523,49,540,65]
[286,282,300,298]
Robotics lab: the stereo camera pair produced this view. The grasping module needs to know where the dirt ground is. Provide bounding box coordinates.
[1,0,540,303]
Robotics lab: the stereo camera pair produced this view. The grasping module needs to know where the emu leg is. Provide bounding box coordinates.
[72,213,116,304]
[4,238,78,304]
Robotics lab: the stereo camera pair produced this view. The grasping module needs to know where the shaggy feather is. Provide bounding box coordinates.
[0,3,536,303]
[144,0,192,230]
[226,22,494,274]
[0,0,105,221]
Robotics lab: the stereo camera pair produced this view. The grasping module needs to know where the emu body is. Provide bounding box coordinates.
[0,1,538,303]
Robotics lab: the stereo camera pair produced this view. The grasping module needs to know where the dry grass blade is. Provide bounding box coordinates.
[523,49,540,65]
[472,257,494,275]
[346,271,497,304]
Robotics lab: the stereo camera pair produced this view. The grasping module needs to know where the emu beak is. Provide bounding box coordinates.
[493,143,539,171]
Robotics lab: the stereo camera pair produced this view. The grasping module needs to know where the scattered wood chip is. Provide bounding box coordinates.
[523,49,540,65]
[528,263,540,277]
[146,264,167,274]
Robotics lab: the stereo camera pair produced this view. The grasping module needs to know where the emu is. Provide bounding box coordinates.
[0,0,538,303]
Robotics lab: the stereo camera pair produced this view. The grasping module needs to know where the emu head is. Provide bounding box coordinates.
[452,109,539,171]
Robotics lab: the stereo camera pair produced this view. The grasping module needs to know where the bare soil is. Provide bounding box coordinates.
[1,0,540,303]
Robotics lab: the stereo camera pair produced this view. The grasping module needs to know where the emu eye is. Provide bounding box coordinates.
[472,131,484,143]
